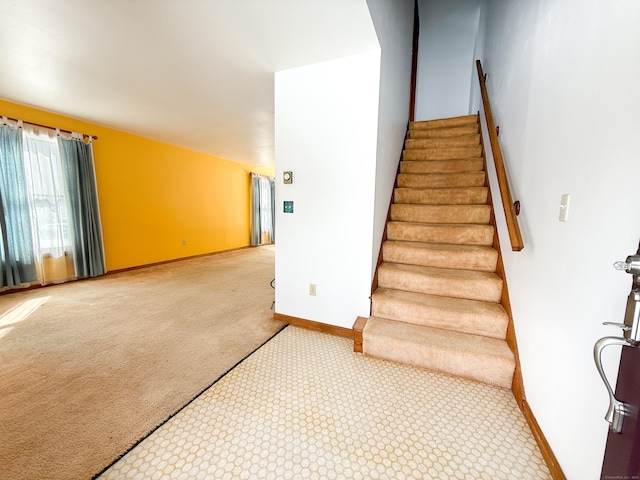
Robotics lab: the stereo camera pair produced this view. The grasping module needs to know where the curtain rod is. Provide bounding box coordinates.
[2,115,98,140]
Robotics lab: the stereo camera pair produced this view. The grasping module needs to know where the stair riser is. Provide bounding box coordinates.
[363,333,514,388]
[403,146,482,161]
[397,172,485,189]
[409,125,478,138]
[410,115,478,130]
[377,268,503,302]
[390,205,491,224]
[371,295,508,339]
[382,243,498,272]
[400,159,484,174]
[395,188,488,205]
[386,223,495,246]
[405,135,480,149]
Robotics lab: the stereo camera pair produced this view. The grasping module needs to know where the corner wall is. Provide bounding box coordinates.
[0,99,273,271]
[273,0,414,329]
[366,0,415,276]
[274,52,381,328]
[480,1,640,478]
[415,0,482,120]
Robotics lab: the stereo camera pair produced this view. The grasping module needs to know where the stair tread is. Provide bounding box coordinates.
[371,287,508,338]
[383,239,498,271]
[395,186,487,193]
[397,172,486,189]
[398,171,485,178]
[373,287,506,317]
[365,317,513,358]
[410,115,478,130]
[363,317,515,388]
[391,204,492,225]
[384,239,496,255]
[409,125,479,139]
[378,262,503,302]
[387,220,494,228]
[379,261,500,280]
[400,159,484,174]
[405,135,480,149]
[394,186,488,206]
[403,146,482,161]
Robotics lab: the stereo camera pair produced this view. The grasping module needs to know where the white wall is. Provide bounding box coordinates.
[415,0,482,120]
[274,0,414,329]
[366,0,415,275]
[480,1,640,478]
[274,51,381,329]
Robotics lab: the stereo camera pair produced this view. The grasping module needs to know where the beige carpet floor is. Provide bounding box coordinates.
[0,246,282,480]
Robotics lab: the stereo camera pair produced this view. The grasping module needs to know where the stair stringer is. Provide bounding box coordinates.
[479,117,524,401]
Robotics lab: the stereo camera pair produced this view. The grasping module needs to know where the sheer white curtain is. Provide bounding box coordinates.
[251,173,275,245]
[22,124,75,284]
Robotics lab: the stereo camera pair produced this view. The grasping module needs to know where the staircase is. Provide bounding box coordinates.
[360,114,516,389]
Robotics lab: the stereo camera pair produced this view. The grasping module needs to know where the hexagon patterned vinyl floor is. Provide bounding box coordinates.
[96,326,551,480]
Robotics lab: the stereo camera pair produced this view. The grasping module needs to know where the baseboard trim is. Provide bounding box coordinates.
[107,245,258,276]
[522,400,566,479]
[273,313,354,339]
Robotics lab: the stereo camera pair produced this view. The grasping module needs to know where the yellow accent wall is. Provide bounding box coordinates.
[0,99,274,271]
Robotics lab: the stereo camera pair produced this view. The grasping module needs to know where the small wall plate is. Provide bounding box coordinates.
[283,201,294,213]
[283,171,293,184]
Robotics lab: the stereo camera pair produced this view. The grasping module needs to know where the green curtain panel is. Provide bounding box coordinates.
[58,137,106,278]
[0,124,37,287]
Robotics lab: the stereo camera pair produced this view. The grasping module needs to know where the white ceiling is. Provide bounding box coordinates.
[0,0,379,167]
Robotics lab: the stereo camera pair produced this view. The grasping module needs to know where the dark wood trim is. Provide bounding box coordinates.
[522,400,567,479]
[476,60,524,252]
[273,313,354,339]
[408,0,420,122]
[353,316,368,353]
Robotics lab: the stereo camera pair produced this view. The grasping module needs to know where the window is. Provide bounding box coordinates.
[22,128,73,258]
[0,118,105,289]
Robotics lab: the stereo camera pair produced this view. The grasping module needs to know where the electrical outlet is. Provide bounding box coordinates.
[309,284,316,296]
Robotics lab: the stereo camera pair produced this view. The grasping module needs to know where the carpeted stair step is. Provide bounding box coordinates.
[405,135,480,150]
[391,204,491,224]
[386,221,495,246]
[377,262,503,302]
[410,115,478,130]
[371,288,508,339]
[400,158,484,174]
[361,113,518,389]
[397,172,485,188]
[362,317,515,388]
[394,187,488,205]
[382,240,498,272]
[409,124,479,139]
[403,146,482,161]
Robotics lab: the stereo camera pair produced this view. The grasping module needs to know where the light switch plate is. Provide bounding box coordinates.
[559,194,570,222]
[283,171,293,184]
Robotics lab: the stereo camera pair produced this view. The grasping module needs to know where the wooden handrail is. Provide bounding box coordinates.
[476,60,524,251]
